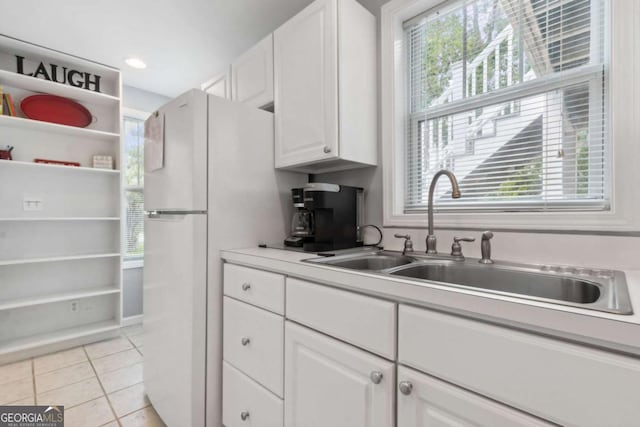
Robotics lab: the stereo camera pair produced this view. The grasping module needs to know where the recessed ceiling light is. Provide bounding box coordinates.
[125,58,147,69]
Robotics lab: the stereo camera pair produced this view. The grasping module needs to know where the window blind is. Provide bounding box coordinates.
[125,188,144,257]
[404,0,607,213]
[123,116,145,258]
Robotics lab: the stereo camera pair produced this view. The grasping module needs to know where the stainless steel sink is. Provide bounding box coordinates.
[304,251,633,315]
[389,261,601,302]
[313,251,415,270]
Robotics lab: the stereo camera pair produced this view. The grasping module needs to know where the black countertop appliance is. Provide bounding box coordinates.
[299,182,364,252]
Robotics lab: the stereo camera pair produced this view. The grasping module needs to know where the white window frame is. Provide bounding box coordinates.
[122,107,149,268]
[381,0,640,231]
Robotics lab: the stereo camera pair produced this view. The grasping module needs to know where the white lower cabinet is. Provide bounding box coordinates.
[284,321,394,427]
[223,361,283,427]
[398,304,640,426]
[223,265,286,426]
[397,366,552,427]
[222,262,640,427]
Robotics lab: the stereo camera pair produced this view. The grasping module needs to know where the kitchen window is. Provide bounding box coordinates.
[382,0,640,231]
[123,112,146,262]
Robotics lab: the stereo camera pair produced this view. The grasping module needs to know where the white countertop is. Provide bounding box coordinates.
[221,247,640,355]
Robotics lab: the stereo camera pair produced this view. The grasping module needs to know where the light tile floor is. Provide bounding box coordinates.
[0,324,165,427]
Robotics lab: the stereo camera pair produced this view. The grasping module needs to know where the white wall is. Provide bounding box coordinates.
[123,266,143,317]
[122,85,170,113]
[316,0,640,272]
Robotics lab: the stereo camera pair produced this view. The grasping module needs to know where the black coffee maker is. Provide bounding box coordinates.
[296,183,364,252]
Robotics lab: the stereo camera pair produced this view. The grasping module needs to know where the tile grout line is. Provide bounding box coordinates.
[34,357,107,398]
[82,345,122,427]
[125,335,144,357]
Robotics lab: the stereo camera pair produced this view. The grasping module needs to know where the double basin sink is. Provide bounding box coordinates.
[304,250,633,315]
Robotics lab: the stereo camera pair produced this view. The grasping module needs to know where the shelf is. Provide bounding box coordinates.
[0,217,119,221]
[0,287,120,311]
[0,36,123,361]
[0,114,120,141]
[0,320,120,355]
[0,69,120,106]
[0,253,120,267]
[0,159,120,174]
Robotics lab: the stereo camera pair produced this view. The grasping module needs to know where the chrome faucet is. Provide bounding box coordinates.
[479,231,494,264]
[426,170,461,254]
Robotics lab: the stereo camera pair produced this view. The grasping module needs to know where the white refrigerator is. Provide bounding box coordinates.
[143,89,305,426]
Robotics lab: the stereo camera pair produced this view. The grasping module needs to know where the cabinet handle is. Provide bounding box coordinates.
[399,381,413,395]
[241,337,251,346]
[370,371,383,384]
[323,145,332,154]
[241,282,251,291]
[240,411,250,421]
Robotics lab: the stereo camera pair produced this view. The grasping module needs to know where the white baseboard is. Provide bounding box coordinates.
[121,315,143,326]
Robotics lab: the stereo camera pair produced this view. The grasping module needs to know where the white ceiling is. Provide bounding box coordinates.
[3,0,384,98]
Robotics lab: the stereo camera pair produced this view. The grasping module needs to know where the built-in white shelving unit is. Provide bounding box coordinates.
[0,35,123,363]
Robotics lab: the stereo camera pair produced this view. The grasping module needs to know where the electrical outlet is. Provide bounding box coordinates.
[23,196,44,211]
[70,300,79,312]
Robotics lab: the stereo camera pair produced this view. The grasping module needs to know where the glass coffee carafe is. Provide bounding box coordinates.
[291,209,313,238]
[284,188,314,247]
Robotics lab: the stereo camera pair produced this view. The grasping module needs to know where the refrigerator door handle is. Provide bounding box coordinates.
[145,210,207,219]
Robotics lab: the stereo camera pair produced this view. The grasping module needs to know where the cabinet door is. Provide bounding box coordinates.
[201,68,231,99]
[231,34,274,108]
[397,366,552,427]
[284,322,394,427]
[273,0,339,168]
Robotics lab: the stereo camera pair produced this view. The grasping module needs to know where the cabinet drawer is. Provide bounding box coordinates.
[223,361,283,427]
[398,305,640,427]
[224,263,285,314]
[286,278,396,359]
[224,297,284,396]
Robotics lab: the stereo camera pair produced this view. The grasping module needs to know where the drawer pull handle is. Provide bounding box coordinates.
[240,411,250,421]
[241,282,251,291]
[370,371,383,384]
[399,381,413,395]
[241,337,251,346]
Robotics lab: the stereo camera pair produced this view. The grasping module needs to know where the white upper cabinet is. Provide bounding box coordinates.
[274,0,377,173]
[201,67,231,99]
[284,321,394,427]
[231,34,274,109]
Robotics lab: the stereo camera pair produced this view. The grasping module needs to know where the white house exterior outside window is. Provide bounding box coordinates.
[382,0,640,231]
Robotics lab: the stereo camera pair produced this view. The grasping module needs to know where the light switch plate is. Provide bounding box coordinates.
[23,195,44,211]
